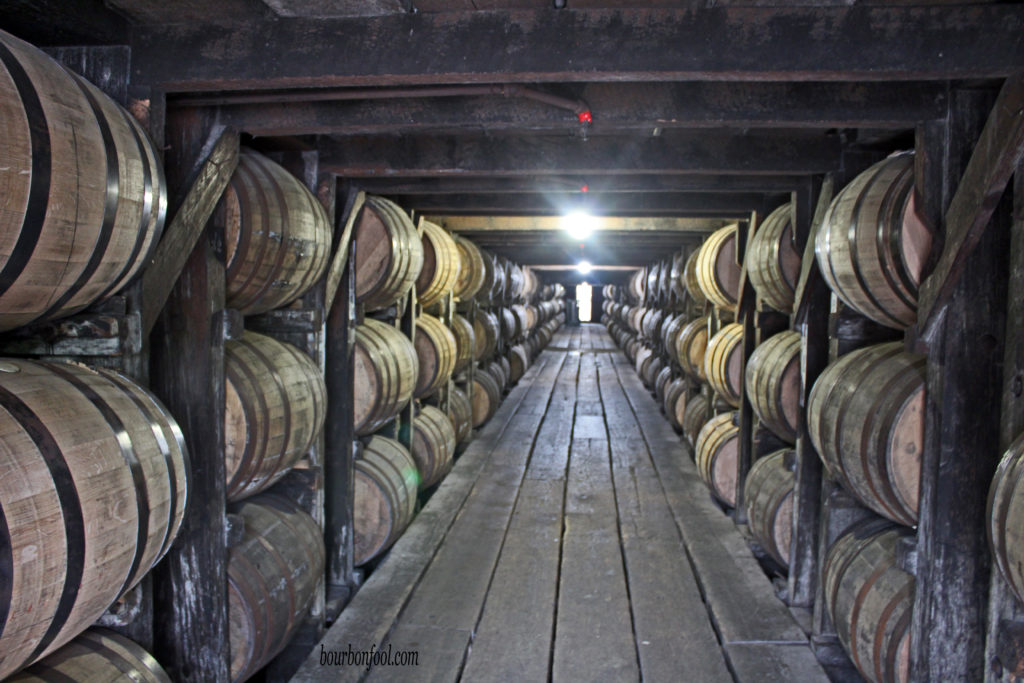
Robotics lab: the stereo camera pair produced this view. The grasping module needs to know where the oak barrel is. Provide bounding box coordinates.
[472,369,502,427]
[704,323,744,407]
[675,316,709,382]
[695,411,741,507]
[413,313,457,398]
[499,306,517,340]
[663,376,688,434]
[447,385,473,449]
[0,30,167,332]
[228,494,324,682]
[0,360,189,678]
[473,309,499,360]
[744,330,801,443]
[696,225,741,310]
[683,250,707,307]
[661,313,687,359]
[669,250,688,301]
[744,449,796,568]
[747,203,802,313]
[416,220,461,308]
[453,235,485,301]
[824,519,914,683]
[654,365,673,405]
[412,405,456,489]
[986,432,1024,604]
[354,436,419,566]
[224,331,326,501]
[815,153,931,329]
[682,393,712,446]
[353,318,419,435]
[354,195,424,311]
[807,342,924,527]
[508,344,530,384]
[451,313,475,374]
[9,628,171,682]
[221,150,332,315]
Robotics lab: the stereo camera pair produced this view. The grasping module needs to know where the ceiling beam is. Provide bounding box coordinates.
[432,216,728,232]
[349,175,808,195]
[131,7,1024,92]
[319,132,842,177]
[395,191,772,217]
[215,81,946,136]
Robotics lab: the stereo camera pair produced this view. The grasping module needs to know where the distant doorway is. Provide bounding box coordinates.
[576,282,593,323]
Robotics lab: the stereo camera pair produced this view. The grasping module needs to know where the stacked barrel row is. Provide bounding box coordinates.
[604,151,935,683]
[350,198,562,569]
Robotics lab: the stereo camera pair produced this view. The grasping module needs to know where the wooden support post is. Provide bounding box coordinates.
[788,175,832,609]
[911,86,1010,683]
[986,167,1024,682]
[324,186,362,615]
[734,214,759,522]
[149,109,230,683]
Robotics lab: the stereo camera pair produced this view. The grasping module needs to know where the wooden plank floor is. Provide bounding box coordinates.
[293,324,828,683]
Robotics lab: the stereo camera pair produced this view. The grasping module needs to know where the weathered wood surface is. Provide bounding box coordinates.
[917,73,1024,343]
[132,7,1024,91]
[140,127,238,337]
[324,190,365,314]
[986,168,1024,683]
[911,87,1011,683]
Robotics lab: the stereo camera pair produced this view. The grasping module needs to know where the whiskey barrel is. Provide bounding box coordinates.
[416,220,460,308]
[451,313,475,374]
[634,344,654,379]
[354,436,418,566]
[627,269,645,302]
[744,449,796,568]
[511,304,532,339]
[508,344,530,384]
[413,313,457,398]
[748,203,802,313]
[499,307,517,340]
[824,519,914,683]
[655,365,673,405]
[225,331,327,501]
[695,411,740,507]
[664,377,688,434]
[661,313,687,359]
[472,370,502,428]
[744,330,801,443]
[221,150,332,315]
[453,235,485,301]
[669,250,688,301]
[473,309,499,360]
[412,405,456,488]
[683,250,707,308]
[696,225,741,310]
[448,385,473,449]
[228,494,324,682]
[808,342,925,527]
[990,432,1024,605]
[815,153,931,329]
[683,393,712,445]
[9,628,171,682]
[675,316,709,382]
[641,308,665,341]
[0,360,189,678]
[353,318,419,435]
[354,195,424,311]
[507,263,525,302]
[521,267,539,302]
[642,355,665,391]
[704,323,744,407]
[0,31,166,332]
[487,359,510,393]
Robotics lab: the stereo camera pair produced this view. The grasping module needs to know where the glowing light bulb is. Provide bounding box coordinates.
[563,211,595,241]
[577,260,593,275]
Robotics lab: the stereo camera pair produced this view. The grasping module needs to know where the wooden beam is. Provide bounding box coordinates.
[399,192,770,217]
[141,127,238,337]
[323,190,364,314]
[352,175,807,195]
[131,7,1024,91]
[916,73,1024,342]
[434,215,727,232]
[318,132,841,177]
[214,81,948,136]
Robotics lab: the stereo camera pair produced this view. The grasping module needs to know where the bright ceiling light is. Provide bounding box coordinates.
[577,260,593,275]
[563,211,596,241]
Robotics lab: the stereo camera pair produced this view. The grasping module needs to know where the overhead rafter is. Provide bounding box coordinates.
[131,7,1024,92]
[432,216,728,232]
[350,175,808,195]
[318,131,842,177]
[394,191,774,217]
[215,81,947,136]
